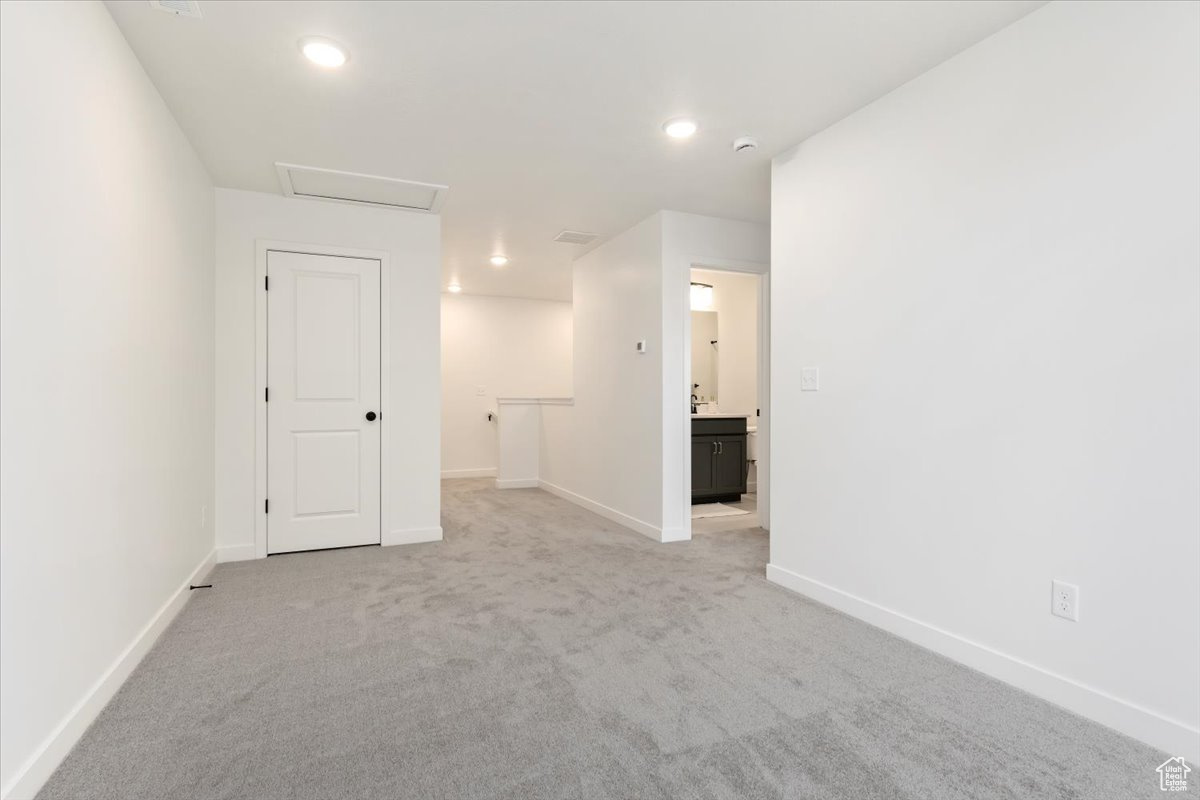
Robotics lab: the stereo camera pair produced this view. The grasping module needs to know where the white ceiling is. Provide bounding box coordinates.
[106,0,1044,301]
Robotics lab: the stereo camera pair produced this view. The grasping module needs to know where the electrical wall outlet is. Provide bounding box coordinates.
[1051,580,1079,621]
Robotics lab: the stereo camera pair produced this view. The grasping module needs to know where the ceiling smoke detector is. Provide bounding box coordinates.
[732,136,759,153]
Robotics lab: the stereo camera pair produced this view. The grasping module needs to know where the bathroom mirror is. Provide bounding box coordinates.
[691,310,718,405]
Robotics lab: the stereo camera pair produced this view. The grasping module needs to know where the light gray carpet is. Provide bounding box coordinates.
[38,479,1169,800]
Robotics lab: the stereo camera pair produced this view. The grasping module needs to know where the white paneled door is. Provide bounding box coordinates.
[267,250,381,554]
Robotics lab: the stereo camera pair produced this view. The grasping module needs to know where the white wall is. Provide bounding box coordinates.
[539,211,768,541]
[214,188,441,560]
[541,214,665,532]
[495,400,546,488]
[770,0,1199,760]
[441,294,572,477]
[0,2,215,796]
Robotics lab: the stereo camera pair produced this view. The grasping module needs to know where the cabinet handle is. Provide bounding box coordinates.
[718,441,724,455]
[712,441,718,456]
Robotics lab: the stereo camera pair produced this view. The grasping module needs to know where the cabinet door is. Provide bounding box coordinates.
[692,438,715,492]
[712,436,747,495]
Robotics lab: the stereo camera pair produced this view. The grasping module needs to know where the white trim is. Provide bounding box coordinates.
[660,526,688,543]
[255,240,391,560]
[383,526,443,547]
[216,544,256,563]
[538,480,665,542]
[441,468,497,479]
[495,397,574,406]
[765,562,1200,763]
[380,253,392,554]
[495,478,539,489]
[756,272,770,531]
[0,550,216,800]
[682,259,770,542]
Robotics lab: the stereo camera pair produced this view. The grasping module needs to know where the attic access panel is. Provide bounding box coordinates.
[275,163,448,213]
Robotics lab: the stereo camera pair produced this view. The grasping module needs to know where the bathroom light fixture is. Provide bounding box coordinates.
[447,282,462,293]
[300,37,348,68]
[489,255,509,267]
[690,282,713,310]
[663,118,698,139]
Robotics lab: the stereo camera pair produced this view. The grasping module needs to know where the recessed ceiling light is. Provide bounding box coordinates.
[447,282,462,293]
[663,118,698,139]
[300,37,348,68]
[489,255,509,267]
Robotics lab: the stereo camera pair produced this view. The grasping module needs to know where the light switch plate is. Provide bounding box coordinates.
[636,340,647,354]
[801,367,820,391]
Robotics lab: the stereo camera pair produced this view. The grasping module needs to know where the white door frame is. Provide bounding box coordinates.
[680,258,770,542]
[254,239,391,559]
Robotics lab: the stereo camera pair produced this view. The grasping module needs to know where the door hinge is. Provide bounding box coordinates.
[265,386,269,402]
[264,275,269,291]
[264,498,269,514]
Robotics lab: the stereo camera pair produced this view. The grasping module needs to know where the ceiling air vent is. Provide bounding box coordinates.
[148,0,202,17]
[553,230,600,245]
[275,163,448,213]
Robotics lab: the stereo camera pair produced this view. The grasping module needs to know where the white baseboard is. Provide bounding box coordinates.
[441,468,496,479]
[660,526,688,543]
[495,478,539,489]
[537,480,666,542]
[382,526,443,547]
[216,543,256,563]
[1,549,216,800]
[765,563,1200,763]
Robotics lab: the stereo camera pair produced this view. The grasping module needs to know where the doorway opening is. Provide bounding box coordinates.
[686,267,767,535]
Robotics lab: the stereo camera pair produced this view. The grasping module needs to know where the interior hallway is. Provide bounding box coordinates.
[39,480,1164,800]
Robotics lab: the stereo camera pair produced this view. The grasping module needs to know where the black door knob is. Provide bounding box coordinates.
[365,411,378,422]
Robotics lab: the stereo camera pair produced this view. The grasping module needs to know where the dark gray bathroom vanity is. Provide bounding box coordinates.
[691,415,748,504]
